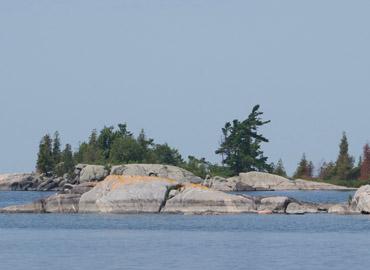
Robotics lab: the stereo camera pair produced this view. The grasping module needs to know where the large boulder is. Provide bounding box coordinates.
[203,176,236,192]
[351,185,370,213]
[110,164,203,184]
[162,185,256,214]
[79,165,109,183]
[79,175,178,213]
[256,196,291,213]
[286,202,320,215]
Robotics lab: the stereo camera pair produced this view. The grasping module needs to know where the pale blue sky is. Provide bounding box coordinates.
[1,0,369,175]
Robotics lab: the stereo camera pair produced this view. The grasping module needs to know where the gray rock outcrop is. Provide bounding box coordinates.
[110,164,203,184]
[78,165,109,183]
[351,185,370,213]
[204,172,353,191]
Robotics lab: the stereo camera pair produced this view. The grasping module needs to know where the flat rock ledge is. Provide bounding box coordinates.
[204,172,355,192]
[0,175,363,216]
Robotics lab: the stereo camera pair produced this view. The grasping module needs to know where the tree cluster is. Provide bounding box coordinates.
[36,105,274,179]
[293,133,370,185]
[36,132,74,176]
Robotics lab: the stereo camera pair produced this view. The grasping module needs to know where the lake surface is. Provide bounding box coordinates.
[1,191,369,270]
[237,190,356,203]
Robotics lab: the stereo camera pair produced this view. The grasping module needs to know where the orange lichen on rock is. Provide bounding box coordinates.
[183,183,210,190]
[97,175,178,191]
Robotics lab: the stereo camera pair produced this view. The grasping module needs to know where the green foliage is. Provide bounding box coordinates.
[318,161,336,180]
[36,134,54,174]
[109,136,143,164]
[273,159,288,178]
[52,131,62,165]
[62,144,75,176]
[215,105,272,175]
[293,154,314,179]
[152,143,183,166]
[334,132,354,180]
[182,156,210,179]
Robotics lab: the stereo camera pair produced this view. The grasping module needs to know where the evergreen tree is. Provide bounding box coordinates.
[117,123,133,138]
[215,105,271,174]
[334,132,354,180]
[360,144,370,181]
[36,134,54,174]
[97,126,116,162]
[52,131,62,165]
[293,154,313,179]
[85,129,103,164]
[109,136,142,164]
[137,129,154,162]
[183,156,210,179]
[152,143,183,166]
[319,161,336,180]
[273,159,288,178]
[62,144,75,176]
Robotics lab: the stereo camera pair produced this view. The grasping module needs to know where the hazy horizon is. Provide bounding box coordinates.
[1,0,370,175]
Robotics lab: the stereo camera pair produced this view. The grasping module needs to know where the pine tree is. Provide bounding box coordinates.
[273,159,288,178]
[97,126,116,162]
[293,154,313,179]
[52,131,62,165]
[36,134,54,174]
[215,105,271,174]
[319,161,336,180]
[360,144,370,181]
[334,132,354,180]
[62,144,75,176]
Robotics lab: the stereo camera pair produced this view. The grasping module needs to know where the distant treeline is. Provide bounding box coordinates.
[272,133,370,187]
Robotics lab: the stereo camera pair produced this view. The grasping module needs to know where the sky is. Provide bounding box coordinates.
[0,0,370,175]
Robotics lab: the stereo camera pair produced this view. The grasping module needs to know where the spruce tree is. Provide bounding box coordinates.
[62,144,75,176]
[334,132,354,180]
[36,134,54,174]
[273,159,288,178]
[293,154,313,179]
[52,131,62,165]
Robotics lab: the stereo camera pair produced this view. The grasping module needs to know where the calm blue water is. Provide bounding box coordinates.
[1,191,369,270]
[237,190,356,203]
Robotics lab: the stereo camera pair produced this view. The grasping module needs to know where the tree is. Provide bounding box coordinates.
[183,156,210,179]
[62,144,75,176]
[84,129,103,164]
[136,129,154,161]
[97,126,116,161]
[293,154,313,179]
[109,136,142,164]
[318,161,336,180]
[36,134,54,174]
[52,131,62,165]
[215,105,272,174]
[334,132,354,180]
[152,143,183,166]
[273,159,288,178]
[360,144,370,181]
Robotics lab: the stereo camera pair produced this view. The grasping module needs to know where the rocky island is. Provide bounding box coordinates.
[1,163,367,216]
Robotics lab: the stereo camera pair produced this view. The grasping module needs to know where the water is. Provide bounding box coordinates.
[0,191,369,270]
[0,191,55,208]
